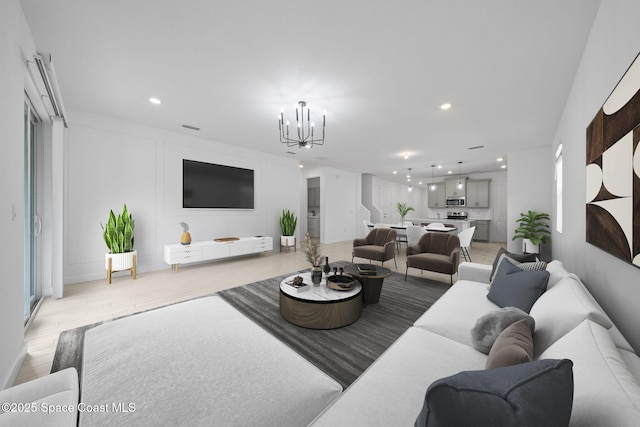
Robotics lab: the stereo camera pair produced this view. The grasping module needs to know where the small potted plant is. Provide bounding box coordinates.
[512,210,551,254]
[179,222,191,245]
[279,209,298,250]
[101,204,136,283]
[304,232,323,285]
[396,202,415,224]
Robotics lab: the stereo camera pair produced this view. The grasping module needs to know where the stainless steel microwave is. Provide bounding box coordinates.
[446,196,466,207]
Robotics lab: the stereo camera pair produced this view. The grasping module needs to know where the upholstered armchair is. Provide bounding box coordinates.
[352,228,397,268]
[405,232,460,284]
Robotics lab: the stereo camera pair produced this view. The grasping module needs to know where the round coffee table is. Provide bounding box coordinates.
[279,272,362,329]
[343,264,392,305]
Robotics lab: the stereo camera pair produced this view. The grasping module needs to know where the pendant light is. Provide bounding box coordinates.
[457,161,464,190]
[429,165,437,191]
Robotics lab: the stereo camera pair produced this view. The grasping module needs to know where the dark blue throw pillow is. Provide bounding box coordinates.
[487,258,550,313]
[415,359,574,427]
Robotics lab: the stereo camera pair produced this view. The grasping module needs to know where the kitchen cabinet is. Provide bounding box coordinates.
[427,184,446,208]
[466,180,490,208]
[471,220,490,241]
[445,178,466,197]
[308,187,320,206]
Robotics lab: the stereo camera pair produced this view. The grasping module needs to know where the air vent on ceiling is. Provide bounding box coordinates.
[468,145,485,150]
[182,124,200,131]
[314,156,328,161]
[286,151,297,155]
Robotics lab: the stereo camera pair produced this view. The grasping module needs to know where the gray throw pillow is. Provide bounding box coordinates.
[487,258,550,313]
[490,247,537,281]
[415,359,574,427]
[471,307,535,354]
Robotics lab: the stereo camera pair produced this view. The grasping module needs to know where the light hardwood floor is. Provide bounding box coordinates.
[14,239,505,386]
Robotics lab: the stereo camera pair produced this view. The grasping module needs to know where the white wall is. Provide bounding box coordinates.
[64,109,300,284]
[550,0,640,352]
[0,0,31,388]
[372,176,426,223]
[507,147,553,253]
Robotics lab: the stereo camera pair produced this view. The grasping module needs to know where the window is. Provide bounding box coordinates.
[555,144,563,233]
[24,97,43,324]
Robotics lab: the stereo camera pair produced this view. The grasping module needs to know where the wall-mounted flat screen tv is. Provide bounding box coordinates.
[183,159,254,209]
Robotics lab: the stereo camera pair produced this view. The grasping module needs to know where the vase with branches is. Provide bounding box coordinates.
[304,232,323,285]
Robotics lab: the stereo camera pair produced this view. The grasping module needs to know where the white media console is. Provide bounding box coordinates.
[163,236,273,271]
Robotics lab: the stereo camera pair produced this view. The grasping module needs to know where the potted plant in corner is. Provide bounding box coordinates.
[512,210,551,254]
[279,209,298,252]
[101,204,136,284]
[396,202,415,224]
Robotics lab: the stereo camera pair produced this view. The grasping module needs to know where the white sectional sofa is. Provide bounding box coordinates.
[310,260,640,426]
[2,260,639,426]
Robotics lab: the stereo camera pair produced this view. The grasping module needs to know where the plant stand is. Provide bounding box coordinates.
[106,251,137,284]
[280,236,296,253]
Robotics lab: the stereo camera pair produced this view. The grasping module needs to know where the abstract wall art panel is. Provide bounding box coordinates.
[586,52,640,268]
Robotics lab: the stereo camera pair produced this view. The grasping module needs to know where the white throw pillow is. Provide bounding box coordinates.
[539,320,640,426]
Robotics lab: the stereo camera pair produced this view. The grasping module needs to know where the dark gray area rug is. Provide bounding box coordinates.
[52,261,449,388]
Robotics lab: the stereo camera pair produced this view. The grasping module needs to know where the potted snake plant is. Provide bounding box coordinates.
[279,209,298,249]
[101,204,136,283]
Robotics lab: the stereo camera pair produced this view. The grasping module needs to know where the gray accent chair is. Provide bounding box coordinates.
[405,232,460,284]
[352,228,397,268]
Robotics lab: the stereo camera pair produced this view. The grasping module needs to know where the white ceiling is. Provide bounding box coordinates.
[21,0,601,185]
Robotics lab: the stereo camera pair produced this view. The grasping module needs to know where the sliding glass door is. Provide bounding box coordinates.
[24,98,43,324]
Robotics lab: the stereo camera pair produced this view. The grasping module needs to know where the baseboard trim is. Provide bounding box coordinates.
[2,341,27,389]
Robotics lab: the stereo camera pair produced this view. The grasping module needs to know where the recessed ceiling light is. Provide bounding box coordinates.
[393,170,397,174]
[497,157,504,162]
[440,103,452,110]
[404,153,410,160]
[149,97,162,105]
[418,181,423,185]
[448,170,452,174]
[501,165,507,169]
[437,165,442,169]
[299,164,304,168]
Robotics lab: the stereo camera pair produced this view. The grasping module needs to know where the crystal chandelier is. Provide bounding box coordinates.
[279,101,326,148]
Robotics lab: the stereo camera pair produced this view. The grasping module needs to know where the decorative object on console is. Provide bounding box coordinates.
[586,52,640,269]
[304,232,323,285]
[279,209,297,252]
[512,210,551,254]
[415,359,574,427]
[101,204,136,284]
[213,237,240,242]
[279,100,326,148]
[179,221,191,245]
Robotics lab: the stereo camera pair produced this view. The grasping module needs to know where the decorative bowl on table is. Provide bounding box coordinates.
[326,275,355,291]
